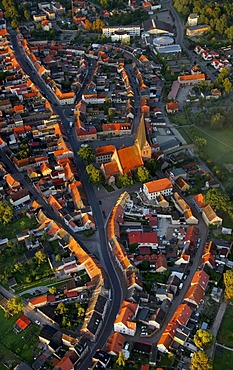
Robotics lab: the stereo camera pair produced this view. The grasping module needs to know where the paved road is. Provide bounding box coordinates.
[7,31,126,369]
[208,300,228,358]
[164,0,216,83]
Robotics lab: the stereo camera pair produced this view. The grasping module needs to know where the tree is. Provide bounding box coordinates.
[35,250,47,265]
[204,188,230,211]
[78,145,95,164]
[116,351,127,367]
[0,201,13,225]
[224,269,233,301]
[55,302,68,315]
[146,158,160,177]
[24,9,30,21]
[77,306,85,317]
[223,78,232,94]
[194,137,207,149]
[116,174,134,188]
[8,296,24,314]
[194,329,215,349]
[210,113,225,129]
[190,350,212,370]
[86,164,104,185]
[48,286,56,295]
[136,166,150,183]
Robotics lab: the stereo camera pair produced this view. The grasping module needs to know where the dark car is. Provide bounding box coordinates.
[99,200,102,205]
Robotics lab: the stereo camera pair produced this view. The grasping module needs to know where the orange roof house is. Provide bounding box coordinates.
[178,74,205,84]
[114,300,139,336]
[166,102,179,113]
[5,173,20,189]
[55,356,74,370]
[184,270,209,306]
[117,145,143,174]
[15,315,31,331]
[13,104,24,113]
[101,161,122,182]
[193,193,205,209]
[106,332,126,356]
[143,178,173,199]
[29,295,48,307]
[157,303,192,353]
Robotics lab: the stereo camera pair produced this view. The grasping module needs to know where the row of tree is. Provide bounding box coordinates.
[2,0,31,28]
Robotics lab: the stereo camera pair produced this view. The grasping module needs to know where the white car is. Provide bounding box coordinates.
[35,320,41,326]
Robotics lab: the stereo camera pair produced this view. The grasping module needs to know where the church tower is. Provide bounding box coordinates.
[135,114,151,161]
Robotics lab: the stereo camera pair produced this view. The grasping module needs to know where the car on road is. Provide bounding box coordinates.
[102,210,106,218]
[99,200,102,205]
[35,320,41,326]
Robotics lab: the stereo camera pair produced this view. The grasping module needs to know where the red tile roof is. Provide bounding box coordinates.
[15,315,31,330]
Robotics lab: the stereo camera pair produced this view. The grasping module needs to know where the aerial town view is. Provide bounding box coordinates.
[0,0,233,369]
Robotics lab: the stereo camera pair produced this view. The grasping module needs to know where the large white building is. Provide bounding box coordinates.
[102,25,140,37]
[143,178,173,200]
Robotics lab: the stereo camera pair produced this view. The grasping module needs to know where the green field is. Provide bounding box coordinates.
[214,347,233,370]
[0,309,40,365]
[0,215,37,240]
[217,305,233,347]
[190,127,233,165]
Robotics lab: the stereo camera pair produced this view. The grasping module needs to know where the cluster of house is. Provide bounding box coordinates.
[194,45,232,72]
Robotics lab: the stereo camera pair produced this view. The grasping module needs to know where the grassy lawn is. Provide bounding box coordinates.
[0,216,37,240]
[177,127,193,145]
[0,309,40,364]
[189,127,233,165]
[217,305,233,347]
[214,347,233,370]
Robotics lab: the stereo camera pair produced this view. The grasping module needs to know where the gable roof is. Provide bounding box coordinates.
[15,315,31,330]
[105,332,126,356]
[117,145,143,174]
[144,178,172,193]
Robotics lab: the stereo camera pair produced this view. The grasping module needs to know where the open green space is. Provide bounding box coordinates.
[0,309,40,364]
[177,127,193,145]
[188,127,233,165]
[0,216,37,240]
[214,347,233,370]
[217,305,233,347]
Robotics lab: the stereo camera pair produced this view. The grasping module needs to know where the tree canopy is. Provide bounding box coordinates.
[194,137,207,149]
[86,164,104,185]
[190,350,213,370]
[194,329,215,349]
[173,0,233,41]
[0,201,13,225]
[116,174,134,188]
[224,269,233,301]
[8,296,24,314]
[136,166,150,183]
[78,145,95,164]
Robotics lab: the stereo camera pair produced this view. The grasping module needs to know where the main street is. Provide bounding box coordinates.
[7,30,126,369]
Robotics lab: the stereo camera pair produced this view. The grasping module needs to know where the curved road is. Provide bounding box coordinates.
[8,30,126,369]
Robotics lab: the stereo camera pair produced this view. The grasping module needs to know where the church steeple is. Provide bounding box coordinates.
[135,114,151,161]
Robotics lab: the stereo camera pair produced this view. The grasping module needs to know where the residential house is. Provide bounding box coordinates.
[175,177,190,192]
[184,270,209,307]
[202,204,222,227]
[143,178,173,200]
[157,303,192,353]
[106,332,126,356]
[178,74,205,85]
[128,230,158,249]
[95,145,116,164]
[166,102,179,114]
[9,189,30,207]
[114,300,139,336]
